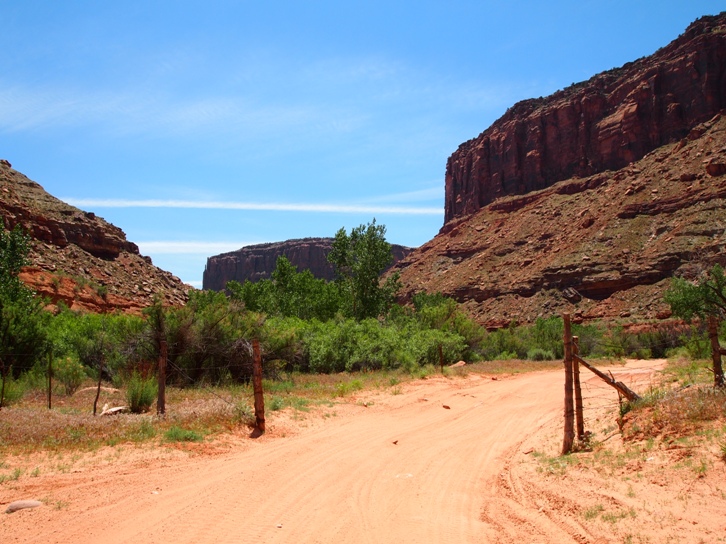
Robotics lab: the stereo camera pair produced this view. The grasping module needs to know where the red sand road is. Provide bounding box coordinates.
[1,361,694,544]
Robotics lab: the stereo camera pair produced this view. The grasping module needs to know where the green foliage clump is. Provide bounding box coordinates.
[126,372,158,413]
[46,309,143,382]
[227,256,342,321]
[0,373,25,406]
[300,315,467,374]
[329,219,401,320]
[164,426,203,442]
[0,226,51,403]
[665,264,726,320]
[527,348,556,361]
[53,357,87,396]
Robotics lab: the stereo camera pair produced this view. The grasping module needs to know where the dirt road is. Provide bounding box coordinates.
[3,361,721,544]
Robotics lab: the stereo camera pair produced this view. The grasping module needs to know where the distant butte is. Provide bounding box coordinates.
[203,238,413,291]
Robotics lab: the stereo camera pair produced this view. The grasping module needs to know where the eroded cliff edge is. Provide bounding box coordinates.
[397,14,726,327]
[0,160,189,313]
[445,13,726,223]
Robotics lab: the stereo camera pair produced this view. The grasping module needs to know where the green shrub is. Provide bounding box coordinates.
[269,396,284,411]
[53,357,87,395]
[0,374,26,406]
[164,425,203,442]
[527,348,556,361]
[684,332,711,360]
[496,351,519,361]
[126,373,158,413]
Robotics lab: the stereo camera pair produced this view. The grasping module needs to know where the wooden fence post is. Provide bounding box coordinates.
[47,350,52,410]
[708,316,724,388]
[157,340,167,416]
[562,314,575,455]
[572,336,585,441]
[252,339,265,433]
[93,354,103,416]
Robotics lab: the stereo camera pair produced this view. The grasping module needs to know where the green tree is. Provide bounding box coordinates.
[665,264,726,387]
[328,219,400,320]
[0,225,32,302]
[0,227,50,406]
[664,264,726,321]
[227,256,342,321]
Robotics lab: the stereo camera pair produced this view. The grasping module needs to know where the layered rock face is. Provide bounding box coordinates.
[445,13,726,223]
[0,161,189,313]
[203,238,413,291]
[397,14,726,327]
[396,112,726,327]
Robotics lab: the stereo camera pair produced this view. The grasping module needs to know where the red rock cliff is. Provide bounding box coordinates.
[0,161,189,313]
[445,13,726,223]
[203,238,413,291]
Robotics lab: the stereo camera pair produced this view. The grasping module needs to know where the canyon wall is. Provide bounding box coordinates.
[445,13,726,223]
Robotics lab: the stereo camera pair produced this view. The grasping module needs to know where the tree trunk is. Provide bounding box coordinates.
[708,315,725,388]
[93,355,103,416]
[157,340,167,416]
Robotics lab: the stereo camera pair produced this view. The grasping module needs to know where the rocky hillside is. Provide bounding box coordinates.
[0,160,189,313]
[396,14,726,328]
[203,238,413,291]
[445,13,726,223]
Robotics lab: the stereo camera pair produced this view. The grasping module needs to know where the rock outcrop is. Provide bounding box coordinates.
[0,161,190,313]
[396,112,726,327]
[445,13,726,223]
[203,238,413,291]
[397,13,726,327]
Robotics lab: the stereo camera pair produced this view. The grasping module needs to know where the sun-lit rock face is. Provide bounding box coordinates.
[0,161,189,313]
[396,14,726,327]
[444,13,726,224]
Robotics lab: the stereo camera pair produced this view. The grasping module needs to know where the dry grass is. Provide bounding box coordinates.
[620,356,726,442]
[0,359,564,455]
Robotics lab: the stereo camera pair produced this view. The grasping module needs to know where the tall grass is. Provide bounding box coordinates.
[126,373,158,414]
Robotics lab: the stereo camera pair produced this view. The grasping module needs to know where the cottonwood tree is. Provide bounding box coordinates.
[665,264,726,387]
[0,226,49,406]
[227,256,342,321]
[328,219,400,320]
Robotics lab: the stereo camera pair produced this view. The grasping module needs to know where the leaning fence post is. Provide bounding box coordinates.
[573,336,585,441]
[562,314,575,455]
[157,340,167,416]
[252,339,265,433]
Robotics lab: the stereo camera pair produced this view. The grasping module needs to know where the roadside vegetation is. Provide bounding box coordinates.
[531,264,726,497]
[0,222,724,460]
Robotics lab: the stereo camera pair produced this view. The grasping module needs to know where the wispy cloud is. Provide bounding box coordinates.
[361,185,442,204]
[0,84,328,140]
[64,198,443,215]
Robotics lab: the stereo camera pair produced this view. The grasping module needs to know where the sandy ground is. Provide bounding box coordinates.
[2,361,725,544]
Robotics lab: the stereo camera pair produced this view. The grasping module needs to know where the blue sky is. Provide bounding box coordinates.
[1,1,723,287]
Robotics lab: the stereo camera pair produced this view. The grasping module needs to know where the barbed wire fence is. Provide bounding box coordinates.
[561,312,725,455]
